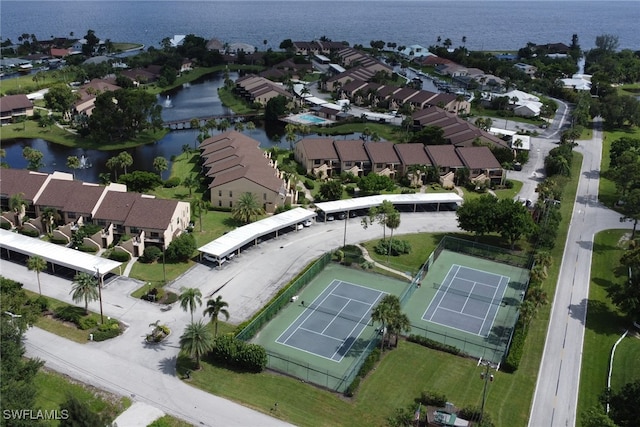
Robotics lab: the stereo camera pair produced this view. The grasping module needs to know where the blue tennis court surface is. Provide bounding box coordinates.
[423,264,510,337]
[276,280,385,362]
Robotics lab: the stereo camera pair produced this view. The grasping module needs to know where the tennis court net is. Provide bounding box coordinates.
[434,282,504,306]
[303,302,374,326]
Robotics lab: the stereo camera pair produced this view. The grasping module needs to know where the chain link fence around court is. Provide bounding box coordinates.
[265,327,381,393]
[406,236,533,364]
[236,252,331,342]
[433,236,534,270]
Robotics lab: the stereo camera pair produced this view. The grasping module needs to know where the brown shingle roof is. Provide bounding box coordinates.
[364,141,399,164]
[35,179,105,214]
[425,145,464,168]
[297,138,338,160]
[93,191,138,223]
[124,196,178,230]
[0,169,48,202]
[333,140,368,162]
[0,94,32,114]
[393,144,432,167]
[456,146,502,170]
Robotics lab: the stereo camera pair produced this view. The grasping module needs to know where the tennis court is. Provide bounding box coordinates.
[404,248,530,363]
[422,264,510,337]
[276,280,386,362]
[249,263,410,391]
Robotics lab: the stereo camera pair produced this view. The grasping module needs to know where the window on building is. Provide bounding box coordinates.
[263,193,267,200]
[345,161,352,167]
[229,201,233,208]
[229,191,233,197]
[218,190,222,197]
[218,200,222,207]
[314,159,321,165]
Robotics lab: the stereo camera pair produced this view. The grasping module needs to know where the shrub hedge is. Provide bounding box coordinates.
[164,177,181,188]
[345,348,381,397]
[50,237,69,245]
[108,251,131,262]
[211,335,267,372]
[19,228,40,237]
[503,324,527,372]
[407,335,462,356]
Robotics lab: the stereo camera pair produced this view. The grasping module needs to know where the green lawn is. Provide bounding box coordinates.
[577,229,640,424]
[148,415,193,427]
[24,289,112,343]
[313,122,404,142]
[218,87,259,115]
[34,368,131,426]
[599,126,640,207]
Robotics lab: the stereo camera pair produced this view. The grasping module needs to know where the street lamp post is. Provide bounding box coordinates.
[94,267,104,324]
[478,360,497,424]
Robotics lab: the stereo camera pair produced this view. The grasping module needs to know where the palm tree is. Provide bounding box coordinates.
[234,121,245,132]
[118,151,133,175]
[182,175,198,198]
[9,192,26,227]
[371,294,401,354]
[153,156,168,179]
[245,121,256,134]
[232,192,265,224]
[192,198,209,232]
[203,295,230,337]
[217,119,230,132]
[70,272,99,315]
[179,287,202,322]
[285,123,298,150]
[66,155,81,178]
[27,256,47,295]
[106,155,122,180]
[387,311,411,348]
[179,320,215,370]
[385,211,401,265]
[527,287,549,311]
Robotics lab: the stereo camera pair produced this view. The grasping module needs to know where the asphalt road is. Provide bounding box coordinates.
[527,118,632,427]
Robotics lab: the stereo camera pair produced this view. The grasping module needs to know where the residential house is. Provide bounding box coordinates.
[0,94,34,124]
[228,42,255,54]
[292,41,346,56]
[235,75,292,106]
[180,58,193,73]
[200,131,295,213]
[72,78,120,118]
[206,38,224,52]
[0,169,191,252]
[393,143,434,185]
[294,137,339,178]
[398,45,433,60]
[120,65,162,85]
[333,140,371,176]
[514,63,537,78]
[0,169,49,225]
[364,142,400,178]
[455,146,504,185]
[412,107,509,149]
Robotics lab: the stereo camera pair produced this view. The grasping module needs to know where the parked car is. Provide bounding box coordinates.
[303,219,313,227]
[337,212,347,220]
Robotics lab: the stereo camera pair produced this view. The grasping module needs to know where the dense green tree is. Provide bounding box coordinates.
[59,395,107,427]
[88,89,161,142]
[618,188,640,238]
[203,295,230,337]
[609,137,640,169]
[411,125,446,145]
[580,406,617,427]
[26,256,47,295]
[318,180,343,201]
[118,171,162,193]
[496,198,535,249]
[182,175,198,198]
[603,380,640,427]
[0,317,45,427]
[44,84,76,114]
[81,29,100,56]
[166,233,197,262]
[232,192,265,224]
[180,320,215,369]
[70,272,99,315]
[179,287,202,322]
[22,147,44,171]
[456,194,498,239]
[358,173,395,196]
[264,95,287,123]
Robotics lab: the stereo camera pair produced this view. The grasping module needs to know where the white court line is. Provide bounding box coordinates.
[298,326,344,342]
[320,295,350,335]
[329,291,386,361]
[423,264,460,322]
[438,305,486,321]
[478,275,508,336]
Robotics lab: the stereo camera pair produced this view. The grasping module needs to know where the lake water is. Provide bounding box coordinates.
[1,72,292,182]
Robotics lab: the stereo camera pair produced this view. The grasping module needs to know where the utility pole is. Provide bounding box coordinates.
[94,267,104,324]
[478,359,497,423]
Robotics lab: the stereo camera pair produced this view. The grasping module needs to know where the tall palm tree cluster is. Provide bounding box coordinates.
[371,294,410,355]
[178,288,230,369]
[519,252,551,327]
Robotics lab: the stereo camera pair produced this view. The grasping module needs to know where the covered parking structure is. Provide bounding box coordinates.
[0,229,122,280]
[198,207,316,263]
[314,193,463,221]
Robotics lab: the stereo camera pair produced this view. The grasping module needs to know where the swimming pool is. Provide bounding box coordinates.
[298,114,329,124]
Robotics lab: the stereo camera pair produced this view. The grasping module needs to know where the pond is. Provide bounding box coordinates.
[2,71,295,183]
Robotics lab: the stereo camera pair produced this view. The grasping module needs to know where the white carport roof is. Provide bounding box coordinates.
[198,207,316,258]
[314,193,463,214]
[0,229,121,275]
